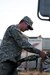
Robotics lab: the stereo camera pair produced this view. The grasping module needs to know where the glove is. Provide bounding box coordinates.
[39,51,47,60]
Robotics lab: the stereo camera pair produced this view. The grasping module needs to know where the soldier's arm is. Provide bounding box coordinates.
[9,25,40,54]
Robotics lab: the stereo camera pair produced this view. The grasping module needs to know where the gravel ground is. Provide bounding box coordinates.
[18,70,50,75]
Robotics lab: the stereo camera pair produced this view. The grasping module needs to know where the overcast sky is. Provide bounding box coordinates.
[0,0,50,39]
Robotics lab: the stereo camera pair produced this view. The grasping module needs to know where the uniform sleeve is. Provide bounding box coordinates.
[9,25,40,54]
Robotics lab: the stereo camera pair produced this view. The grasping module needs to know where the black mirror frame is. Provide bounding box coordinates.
[37,0,50,21]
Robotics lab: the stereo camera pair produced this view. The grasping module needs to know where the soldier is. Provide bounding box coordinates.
[0,16,47,75]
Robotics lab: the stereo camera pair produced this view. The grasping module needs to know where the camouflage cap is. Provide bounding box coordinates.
[22,16,33,30]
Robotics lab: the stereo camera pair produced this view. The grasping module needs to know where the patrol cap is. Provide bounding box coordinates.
[22,16,33,30]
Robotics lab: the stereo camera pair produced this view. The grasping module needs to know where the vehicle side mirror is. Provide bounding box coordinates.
[37,0,50,21]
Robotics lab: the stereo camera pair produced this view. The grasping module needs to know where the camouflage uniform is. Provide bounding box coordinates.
[0,25,40,75]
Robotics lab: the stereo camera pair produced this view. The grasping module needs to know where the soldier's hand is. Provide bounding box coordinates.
[39,51,47,60]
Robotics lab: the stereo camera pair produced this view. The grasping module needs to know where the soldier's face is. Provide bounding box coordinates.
[21,21,29,32]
